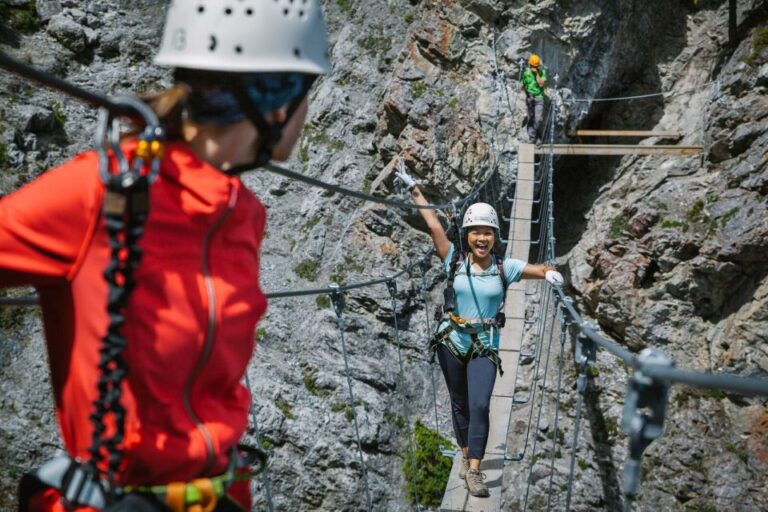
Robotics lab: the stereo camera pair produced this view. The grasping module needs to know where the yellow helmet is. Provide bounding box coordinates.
[529,54,541,68]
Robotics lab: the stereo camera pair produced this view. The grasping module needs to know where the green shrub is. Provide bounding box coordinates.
[315,294,331,309]
[256,327,267,341]
[448,97,458,110]
[743,26,768,67]
[660,218,689,232]
[0,142,10,168]
[51,101,66,129]
[275,400,295,420]
[403,420,453,508]
[336,0,353,14]
[404,12,415,24]
[293,259,320,281]
[5,2,42,33]
[412,81,426,99]
[302,366,319,396]
[608,213,629,239]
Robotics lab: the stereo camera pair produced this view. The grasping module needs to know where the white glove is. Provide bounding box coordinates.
[545,270,564,286]
[394,167,418,190]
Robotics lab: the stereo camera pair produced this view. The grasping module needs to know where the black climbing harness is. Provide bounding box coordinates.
[429,248,508,376]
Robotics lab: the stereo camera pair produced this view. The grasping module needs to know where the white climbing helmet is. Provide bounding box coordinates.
[462,203,500,230]
[154,0,331,75]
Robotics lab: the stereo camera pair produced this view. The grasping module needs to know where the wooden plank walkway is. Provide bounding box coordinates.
[533,144,702,156]
[440,144,536,511]
[567,129,682,138]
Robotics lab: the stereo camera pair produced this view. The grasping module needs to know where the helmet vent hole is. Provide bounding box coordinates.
[197,5,204,13]
[208,35,217,51]
[293,47,301,57]
[283,8,289,16]
[224,7,233,15]
[235,45,243,54]
[298,9,304,17]
[246,7,253,15]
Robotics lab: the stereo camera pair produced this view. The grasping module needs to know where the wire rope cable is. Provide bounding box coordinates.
[329,287,373,512]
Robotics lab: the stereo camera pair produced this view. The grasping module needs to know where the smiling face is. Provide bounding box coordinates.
[466,226,496,261]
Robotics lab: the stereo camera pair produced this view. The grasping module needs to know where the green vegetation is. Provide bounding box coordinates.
[725,442,749,464]
[316,294,331,309]
[448,97,458,110]
[608,213,629,239]
[275,400,295,420]
[329,264,347,285]
[403,420,453,508]
[577,458,589,470]
[687,199,718,234]
[412,81,426,99]
[385,411,406,428]
[547,428,566,445]
[587,364,600,378]
[604,415,619,438]
[300,123,345,160]
[685,506,718,512]
[301,215,322,234]
[302,366,319,396]
[336,0,353,14]
[1,1,42,33]
[260,438,274,450]
[293,258,321,281]
[660,218,689,232]
[362,175,374,194]
[673,386,726,407]
[0,142,10,168]
[51,101,66,129]
[359,32,391,55]
[256,327,267,341]
[404,12,415,24]
[743,26,768,67]
[720,207,739,227]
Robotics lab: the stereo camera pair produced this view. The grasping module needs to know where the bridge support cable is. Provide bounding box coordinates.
[565,329,596,511]
[329,286,373,512]
[243,372,276,512]
[545,298,573,510]
[386,279,419,509]
[520,293,560,512]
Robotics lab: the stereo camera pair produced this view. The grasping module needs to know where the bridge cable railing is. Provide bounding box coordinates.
[504,88,768,512]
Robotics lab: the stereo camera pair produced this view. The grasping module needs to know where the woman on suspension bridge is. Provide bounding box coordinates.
[0,2,329,511]
[396,168,564,498]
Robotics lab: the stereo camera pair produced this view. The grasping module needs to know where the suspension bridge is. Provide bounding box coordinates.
[2,41,768,512]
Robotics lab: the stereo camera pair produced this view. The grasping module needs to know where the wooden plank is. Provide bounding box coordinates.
[534,144,703,156]
[569,129,682,138]
[494,347,521,398]
[440,453,469,512]
[485,396,513,455]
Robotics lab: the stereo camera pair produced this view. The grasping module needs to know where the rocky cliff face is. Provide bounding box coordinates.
[1,0,767,510]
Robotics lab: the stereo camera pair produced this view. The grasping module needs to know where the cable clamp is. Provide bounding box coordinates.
[620,348,673,502]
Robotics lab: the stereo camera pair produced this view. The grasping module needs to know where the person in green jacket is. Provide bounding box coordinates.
[520,53,547,145]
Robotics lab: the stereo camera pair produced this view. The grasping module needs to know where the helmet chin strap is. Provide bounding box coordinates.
[227,78,314,175]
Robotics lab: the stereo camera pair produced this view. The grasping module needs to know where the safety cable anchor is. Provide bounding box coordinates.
[620,348,673,503]
[329,283,345,321]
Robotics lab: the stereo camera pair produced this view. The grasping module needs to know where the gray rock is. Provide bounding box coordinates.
[46,13,87,54]
[35,0,63,21]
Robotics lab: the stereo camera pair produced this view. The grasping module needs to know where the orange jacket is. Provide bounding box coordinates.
[0,142,267,486]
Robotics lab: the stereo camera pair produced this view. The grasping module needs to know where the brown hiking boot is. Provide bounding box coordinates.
[465,468,489,497]
[458,456,470,479]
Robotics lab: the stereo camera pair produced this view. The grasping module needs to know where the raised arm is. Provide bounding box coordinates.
[409,186,451,261]
[394,166,451,261]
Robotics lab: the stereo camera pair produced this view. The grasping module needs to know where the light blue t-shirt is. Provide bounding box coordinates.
[438,243,526,354]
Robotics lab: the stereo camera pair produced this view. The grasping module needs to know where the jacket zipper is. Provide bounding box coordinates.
[182,184,238,476]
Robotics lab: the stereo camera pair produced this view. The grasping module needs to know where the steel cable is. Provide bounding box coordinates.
[329,288,373,512]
